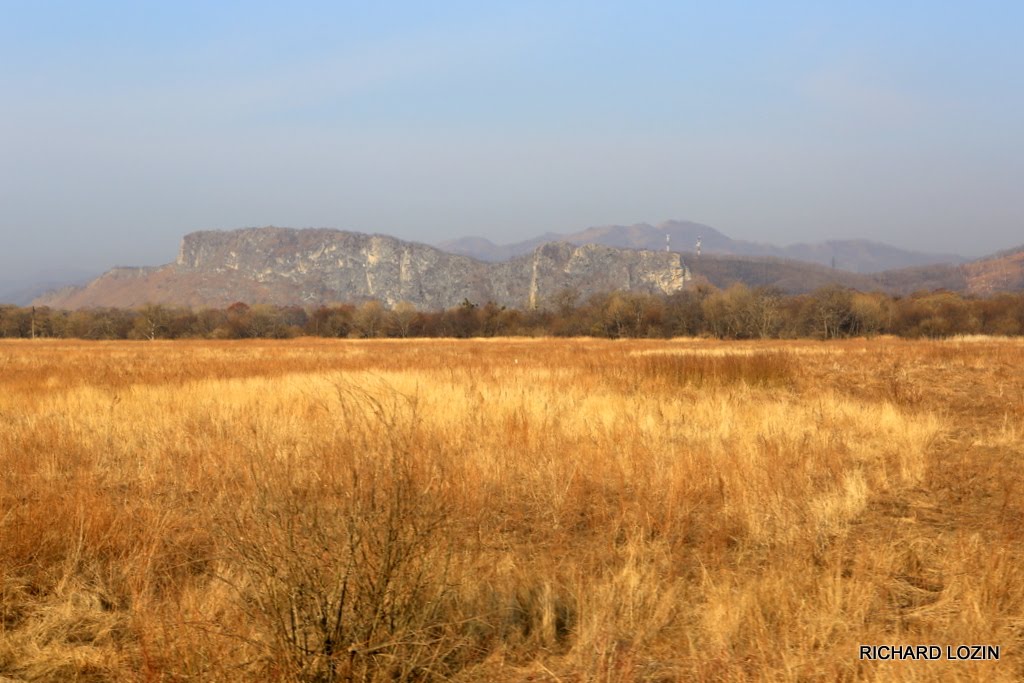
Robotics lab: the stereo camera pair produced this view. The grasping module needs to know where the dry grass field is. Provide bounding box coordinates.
[1,336,1022,682]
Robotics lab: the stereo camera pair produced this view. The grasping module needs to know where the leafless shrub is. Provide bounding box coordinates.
[218,379,464,682]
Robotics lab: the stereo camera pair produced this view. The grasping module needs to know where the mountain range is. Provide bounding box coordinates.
[28,224,1024,311]
[438,220,966,273]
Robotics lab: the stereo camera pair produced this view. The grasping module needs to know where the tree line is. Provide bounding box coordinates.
[2,285,1024,340]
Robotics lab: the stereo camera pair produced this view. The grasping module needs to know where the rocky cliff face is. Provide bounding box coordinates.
[37,228,687,309]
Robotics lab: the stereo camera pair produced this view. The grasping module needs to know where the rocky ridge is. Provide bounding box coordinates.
[37,228,687,310]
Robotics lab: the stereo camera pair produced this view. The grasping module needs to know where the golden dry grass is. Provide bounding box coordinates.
[0,337,1022,681]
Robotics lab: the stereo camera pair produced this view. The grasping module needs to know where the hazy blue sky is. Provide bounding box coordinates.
[2,1,1022,279]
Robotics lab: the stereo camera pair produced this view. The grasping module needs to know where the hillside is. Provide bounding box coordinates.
[688,245,1024,297]
[963,245,1024,294]
[36,228,686,310]
[685,253,881,293]
[869,245,1024,296]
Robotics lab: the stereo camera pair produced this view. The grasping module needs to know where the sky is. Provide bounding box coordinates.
[2,1,1023,281]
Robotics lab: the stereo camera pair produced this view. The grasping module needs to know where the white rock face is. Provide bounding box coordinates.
[42,227,688,309]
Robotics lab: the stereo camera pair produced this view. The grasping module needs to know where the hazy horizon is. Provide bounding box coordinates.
[3,2,1022,281]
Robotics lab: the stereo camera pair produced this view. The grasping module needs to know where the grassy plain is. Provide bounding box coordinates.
[0,337,1022,682]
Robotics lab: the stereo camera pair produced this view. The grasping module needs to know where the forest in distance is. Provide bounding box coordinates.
[4,284,1024,341]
